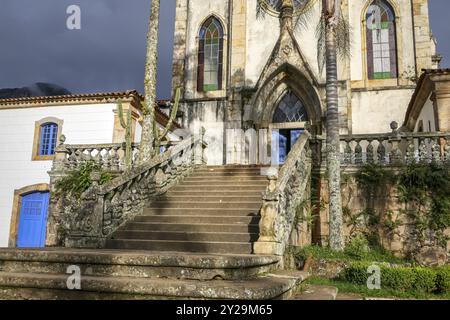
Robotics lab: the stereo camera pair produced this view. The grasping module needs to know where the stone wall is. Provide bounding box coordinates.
[313,168,450,256]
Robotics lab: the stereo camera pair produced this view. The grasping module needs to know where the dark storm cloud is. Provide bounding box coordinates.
[0,0,175,98]
[0,0,448,99]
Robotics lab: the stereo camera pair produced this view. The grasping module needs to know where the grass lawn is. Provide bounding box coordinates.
[305,276,450,300]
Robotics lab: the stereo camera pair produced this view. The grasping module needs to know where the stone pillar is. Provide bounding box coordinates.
[253,169,283,255]
[431,73,450,131]
[112,100,140,144]
[230,0,246,87]
[171,0,189,97]
[412,0,435,72]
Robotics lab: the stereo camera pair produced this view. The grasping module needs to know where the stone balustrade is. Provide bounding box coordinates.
[340,131,450,166]
[46,131,206,248]
[51,141,179,172]
[254,132,312,257]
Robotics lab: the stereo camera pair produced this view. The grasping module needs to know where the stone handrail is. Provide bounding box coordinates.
[254,132,312,256]
[51,141,179,172]
[340,131,450,166]
[48,131,207,248]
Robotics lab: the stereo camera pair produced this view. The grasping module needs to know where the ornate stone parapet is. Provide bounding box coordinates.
[339,130,450,166]
[254,132,312,256]
[48,131,207,248]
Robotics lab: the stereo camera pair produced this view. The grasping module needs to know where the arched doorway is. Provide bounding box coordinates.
[270,90,309,164]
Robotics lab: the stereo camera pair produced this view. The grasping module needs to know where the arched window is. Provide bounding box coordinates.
[272,91,308,123]
[39,122,58,156]
[366,0,397,80]
[197,17,224,92]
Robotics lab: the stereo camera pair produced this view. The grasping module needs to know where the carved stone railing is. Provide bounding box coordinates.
[47,131,206,248]
[340,130,450,166]
[52,141,179,173]
[254,132,312,256]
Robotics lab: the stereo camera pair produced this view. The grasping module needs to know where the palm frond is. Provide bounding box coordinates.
[316,11,351,74]
[293,5,314,31]
[256,0,266,20]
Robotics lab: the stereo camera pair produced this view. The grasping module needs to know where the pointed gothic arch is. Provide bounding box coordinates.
[197,15,225,92]
[251,63,322,133]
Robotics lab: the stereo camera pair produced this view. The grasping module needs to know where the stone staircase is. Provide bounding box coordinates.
[0,165,309,299]
[105,165,268,254]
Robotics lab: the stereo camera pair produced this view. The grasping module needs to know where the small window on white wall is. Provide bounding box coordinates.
[32,117,63,161]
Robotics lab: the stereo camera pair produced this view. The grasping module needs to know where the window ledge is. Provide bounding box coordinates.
[32,155,55,161]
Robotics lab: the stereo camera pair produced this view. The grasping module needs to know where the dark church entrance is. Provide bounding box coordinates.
[271,90,308,165]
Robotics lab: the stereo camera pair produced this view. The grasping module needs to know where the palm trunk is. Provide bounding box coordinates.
[325,18,344,251]
[139,0,160,163]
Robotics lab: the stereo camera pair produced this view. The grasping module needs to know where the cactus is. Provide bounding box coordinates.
[140,87,181,157]
[117,100,132,169]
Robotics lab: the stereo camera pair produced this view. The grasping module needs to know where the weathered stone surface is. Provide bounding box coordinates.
[414,246,448,267]
[0,268,308,300]
[0,248,280,281]
[292,284,338,300]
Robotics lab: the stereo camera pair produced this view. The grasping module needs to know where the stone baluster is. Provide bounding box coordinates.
[377,140,386,164]
[354,140,363,165]
[103,147,113,170]
[344,140,352,164]
[366,140,374,164]
[111,146,121,171]
[418,138,430,163]
[431,139,442,164]
[405,137,416,164]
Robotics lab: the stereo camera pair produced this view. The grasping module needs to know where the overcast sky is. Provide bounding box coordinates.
[0,0,448,99]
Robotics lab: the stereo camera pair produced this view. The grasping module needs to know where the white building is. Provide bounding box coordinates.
[0,91,180,248]
[171,0,440,164]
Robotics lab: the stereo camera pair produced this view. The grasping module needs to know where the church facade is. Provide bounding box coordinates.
[171,0,440,165]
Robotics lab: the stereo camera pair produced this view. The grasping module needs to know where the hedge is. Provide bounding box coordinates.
[340,262,450,294]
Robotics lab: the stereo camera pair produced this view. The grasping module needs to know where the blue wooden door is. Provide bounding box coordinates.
[17,192,49,248]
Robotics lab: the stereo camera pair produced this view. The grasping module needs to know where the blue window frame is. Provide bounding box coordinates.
[39,122,58,156]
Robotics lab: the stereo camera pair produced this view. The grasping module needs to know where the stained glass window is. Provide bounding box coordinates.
[39,123,58,156]
[272,91,308,123]
[366,0,397,80]
[198,17,223,92]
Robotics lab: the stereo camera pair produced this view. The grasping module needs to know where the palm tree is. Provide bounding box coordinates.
[139,0,161,163]
[256,0,347,250]
[321,0,344,251]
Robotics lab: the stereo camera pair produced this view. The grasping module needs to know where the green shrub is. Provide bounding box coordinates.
[436,267,450,293]
[381,267,415,292]
[341,263,449,294]
[412,267,437,293]
[340,262,372,285]
[54,161,112,199]
[344,234,370,260]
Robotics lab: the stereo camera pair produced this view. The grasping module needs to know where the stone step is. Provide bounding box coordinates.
[132,215,260,224]
[158,195,263,202]
[167,190,264,197]
[142,208,259,216]
[192,171,265,177]
[171,185,266,192]
[186,176,268,181]
[196,166,266,171]
[180,180,268,186]
[105,239,254,254]
[0,270,308,300]
[0,249,277,281]
[111,230,259,242]
[121,222,260,233]
[147,201,262,210]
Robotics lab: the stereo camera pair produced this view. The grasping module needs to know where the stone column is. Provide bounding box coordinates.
[432,73,450,131]
[171,0,189,97]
